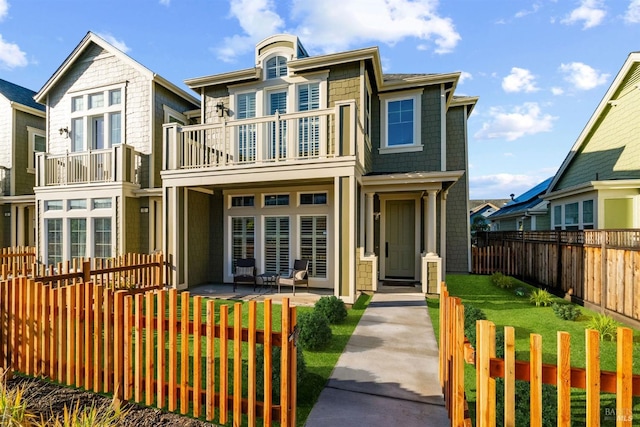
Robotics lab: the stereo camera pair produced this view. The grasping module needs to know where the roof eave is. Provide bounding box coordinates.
[547,52,640,194]
[11,102,46,118]
[184,68,261,90]
[34,32,154,103]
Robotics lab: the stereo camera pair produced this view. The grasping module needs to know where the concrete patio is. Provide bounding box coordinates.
[187,282,334,306]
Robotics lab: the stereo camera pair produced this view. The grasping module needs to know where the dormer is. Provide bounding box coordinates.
[255,34,309,81]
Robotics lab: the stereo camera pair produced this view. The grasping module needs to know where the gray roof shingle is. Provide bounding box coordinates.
[0,79,45,112]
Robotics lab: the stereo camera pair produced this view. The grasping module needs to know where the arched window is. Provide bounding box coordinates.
[266,56,287,79]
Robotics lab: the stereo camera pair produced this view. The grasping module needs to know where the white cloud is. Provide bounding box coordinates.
[474,102,556,142]
[625,0,640,23]
[502,67,538,93]
[470,173,546,200]
[515,3,540,18]
[214,0,461,62]
[0,0,8,21]
[159,0,170,5]
[503,152,514,157]
[561,0,606,29]
[458,71,472,85]
[559,62,608,90]
[290,0,460,54]
[0,34,27,68]
[213,0,284,62]
[551,86,564,95]
[96,32,130,53]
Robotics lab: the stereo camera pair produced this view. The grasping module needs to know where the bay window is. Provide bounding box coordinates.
[46,219,63,265]
[232,217,255,270]
[94,218,112,259]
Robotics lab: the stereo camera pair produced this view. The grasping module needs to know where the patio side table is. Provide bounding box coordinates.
[257,273,280,293]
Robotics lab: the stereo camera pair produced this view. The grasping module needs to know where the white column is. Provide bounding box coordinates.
[426,189,438,255]
[365,192,374,255]
[17,205,25,246]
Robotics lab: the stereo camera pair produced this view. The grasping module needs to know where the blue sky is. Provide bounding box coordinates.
[1,0,639,199]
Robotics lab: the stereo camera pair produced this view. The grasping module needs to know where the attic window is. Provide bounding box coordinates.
[266,56,287,79]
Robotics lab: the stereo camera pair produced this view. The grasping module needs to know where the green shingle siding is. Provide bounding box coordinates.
[556,77,640,190]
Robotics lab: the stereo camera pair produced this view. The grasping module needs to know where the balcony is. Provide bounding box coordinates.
[36,144,142,187]
[163,101,362,171]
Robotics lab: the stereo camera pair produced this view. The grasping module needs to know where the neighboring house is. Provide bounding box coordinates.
[469,201,504,232]
[0,79,46,248]
[544,52,640,230]
[33,32,199,265]
[488,178,552,231]
[162,34,477,302]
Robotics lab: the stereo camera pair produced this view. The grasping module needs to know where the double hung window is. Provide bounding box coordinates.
[380,91,422,152]
[70,87,123,152]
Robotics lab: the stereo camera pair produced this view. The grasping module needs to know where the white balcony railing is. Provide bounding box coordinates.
[163,102,360,171]
[36,145,142,187]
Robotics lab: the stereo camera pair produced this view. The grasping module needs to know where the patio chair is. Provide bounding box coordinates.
[279,259,309,295]
[233,258,256,292]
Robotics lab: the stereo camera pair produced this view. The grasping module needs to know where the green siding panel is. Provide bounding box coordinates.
[604,198,633,228]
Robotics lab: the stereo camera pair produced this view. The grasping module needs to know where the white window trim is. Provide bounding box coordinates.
[27,126,46,174]
[163,105,186,125]
[379,89,423,154]
[552,199,595,230]
[69,83,125,152]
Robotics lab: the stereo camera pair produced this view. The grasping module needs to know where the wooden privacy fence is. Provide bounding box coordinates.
[32,253,164,292]
[472,230,640,324]
[0,246,36,279]
[439,282,640,427]
[0,277,298,427]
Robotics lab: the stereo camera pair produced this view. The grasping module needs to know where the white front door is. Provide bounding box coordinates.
[385,199,415,278]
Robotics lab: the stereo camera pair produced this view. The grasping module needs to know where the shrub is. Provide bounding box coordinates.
[491,272,514,289]
[587,313,619,341]
[255,345,307,403]
[529,288,553,307]
[297,311,332,350]
[495,379,558,427]
[314,296,347,324]
[514,287,528,297]
[464,305,487,348]
[551,302,581,321]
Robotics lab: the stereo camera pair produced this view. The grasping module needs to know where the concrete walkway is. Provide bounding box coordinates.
[304,291,448,427]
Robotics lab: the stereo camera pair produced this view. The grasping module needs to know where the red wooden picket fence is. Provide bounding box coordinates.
[439,282,640,426]
[32,253,164,292]
[0,246,36,279]
[0,277,298,426]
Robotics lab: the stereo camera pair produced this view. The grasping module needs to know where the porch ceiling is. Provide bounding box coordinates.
[362,170,464,193]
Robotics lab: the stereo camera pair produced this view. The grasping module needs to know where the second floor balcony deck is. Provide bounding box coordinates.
[36,144,142,187]
[163,101,363,172]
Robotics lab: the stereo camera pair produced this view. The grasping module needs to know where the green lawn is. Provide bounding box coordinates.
[427,274,640,426]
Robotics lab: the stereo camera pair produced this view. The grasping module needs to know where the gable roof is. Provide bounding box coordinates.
[489,177,553,220]
[0,79,45,113]
[34,32,198,106]
[185,35,477,113]
[547,51,640,194]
